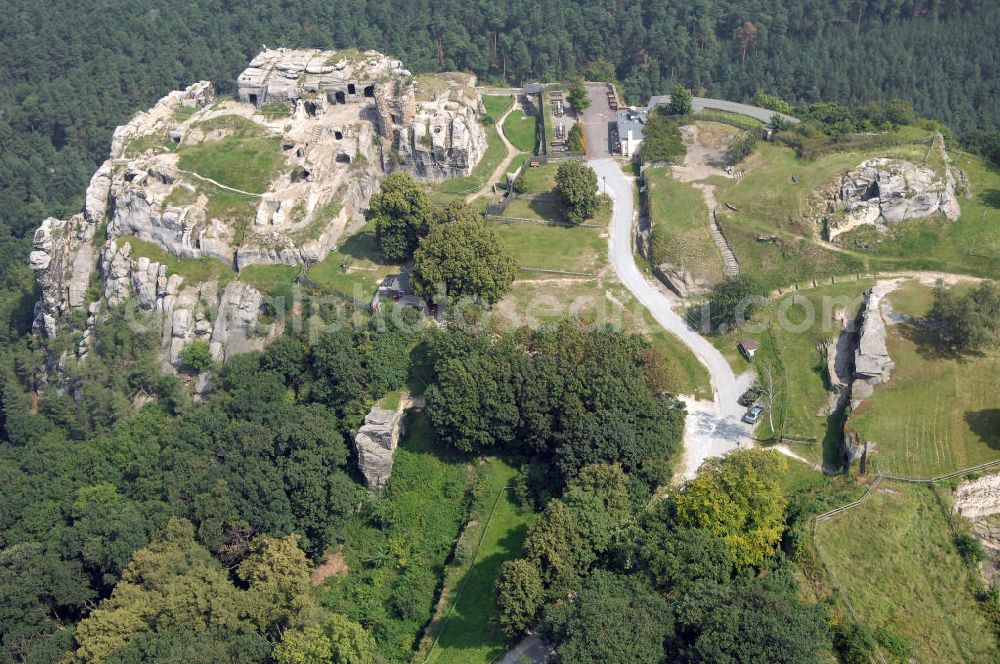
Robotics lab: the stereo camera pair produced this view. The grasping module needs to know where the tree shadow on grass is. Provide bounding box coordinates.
[982,188,1000,209]
[965,409,1000,451]
[339,231,386,263]
[896,320,985,363]
[430,522,531,658]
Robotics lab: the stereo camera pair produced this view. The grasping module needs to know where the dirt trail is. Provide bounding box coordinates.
[466,99,519,203]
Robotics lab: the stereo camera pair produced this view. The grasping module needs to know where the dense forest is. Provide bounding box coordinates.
[1,0,997,257]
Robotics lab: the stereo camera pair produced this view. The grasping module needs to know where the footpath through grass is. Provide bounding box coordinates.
[816,482,999,663]
[850,280,1000,477]
[423,460,536,664]
[645,167,724,284]
[435,125,509,196]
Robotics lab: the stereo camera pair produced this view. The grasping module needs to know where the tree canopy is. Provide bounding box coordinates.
[554,161,599,225]
[412,220,517,304]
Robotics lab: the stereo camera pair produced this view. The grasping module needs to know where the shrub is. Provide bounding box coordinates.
[955,533,986,564]
[567,124,585,152]
[181,341,213,372]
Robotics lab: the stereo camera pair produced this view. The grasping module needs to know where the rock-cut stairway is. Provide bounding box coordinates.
[710,207,740,276]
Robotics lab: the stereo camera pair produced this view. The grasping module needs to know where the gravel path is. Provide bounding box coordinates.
[466,99,519,203]
[590,157,755,479]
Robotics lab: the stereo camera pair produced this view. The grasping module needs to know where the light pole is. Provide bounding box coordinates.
[602,176,607,194]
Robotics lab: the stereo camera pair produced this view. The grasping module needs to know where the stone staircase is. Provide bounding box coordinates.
[305,124,324,160]
[709,208,740,276]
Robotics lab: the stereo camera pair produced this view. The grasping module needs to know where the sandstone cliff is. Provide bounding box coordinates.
[29,48,487,370]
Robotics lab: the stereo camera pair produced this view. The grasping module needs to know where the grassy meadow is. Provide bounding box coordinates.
[849,280,1000,477]
[816,482,999,663]
[645,166,725,284]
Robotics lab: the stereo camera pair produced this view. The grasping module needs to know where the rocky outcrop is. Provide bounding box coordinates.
[653,262,711,298]
[354,407,404,491]
[29,48,485,370]
[955,474,1000,520]
[393,100,487,181]
[851,287,895,400]
[825,158,961,240]
[30,215,96,338]
[209,281,277,362]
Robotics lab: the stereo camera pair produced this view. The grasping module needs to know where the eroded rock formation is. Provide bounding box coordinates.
[955,474,1000,520]
[852,287,895,400]
[354,407,404,491]
[824,157,961,240]
[29,48,486,369]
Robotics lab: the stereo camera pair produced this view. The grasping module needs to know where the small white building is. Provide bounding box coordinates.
[616,109,645,157]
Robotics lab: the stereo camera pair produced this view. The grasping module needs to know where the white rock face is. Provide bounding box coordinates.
[851,287,895,400]
[30,215,96,338]
[826,158,961,240]
[30,48,485,368]
[955,474,1000,520]
[354,407,404,491]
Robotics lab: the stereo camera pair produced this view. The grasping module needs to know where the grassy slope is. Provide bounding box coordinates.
[710,280,874,463]
[817,483,998,663]
[645,167,725,284]
[178,115,285,193]
[425,461,536,664]
[124,237,234,285]
[306,231,396,300]
[481,94,514,120]
[318,412,473,662]
[850,280,1000,477]
[708,134,1000,289]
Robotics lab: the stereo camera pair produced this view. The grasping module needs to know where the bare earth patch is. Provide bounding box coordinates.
[311,550,348,586]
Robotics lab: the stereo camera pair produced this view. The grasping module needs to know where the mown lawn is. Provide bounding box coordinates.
[816,482,998,663]
[424,460,536,664]
[318,412,475,662]
[491,221,606,276]
[503,110,537,153]
[645,167,724,284]
[516,163,559,194]
[849,280,1000,477]
[481,94,514,120]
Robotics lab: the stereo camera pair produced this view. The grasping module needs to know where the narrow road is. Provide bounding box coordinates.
[590,158,754,478]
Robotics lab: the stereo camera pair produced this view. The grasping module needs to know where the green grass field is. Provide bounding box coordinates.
[816,482,998,663]
[481,94,514,120]
[491,221,606,276]
[503,111,537,153]
[237,263,299,296]
[178,115,285,193]
[318,412,475,662]
[704,132,999,289]
[306,230,396,300]
[424,461,536,664]
[517,163,559,194]
[849,280,1000,477]
[645,167,724,284]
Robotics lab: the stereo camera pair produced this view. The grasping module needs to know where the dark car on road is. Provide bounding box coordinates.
[738,387,763,407]
[743,405,765,424]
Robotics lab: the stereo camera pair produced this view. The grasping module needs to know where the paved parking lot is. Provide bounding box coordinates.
[579,82,614,158]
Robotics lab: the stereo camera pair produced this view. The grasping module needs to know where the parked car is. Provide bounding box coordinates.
[743,405,765,424]
[738,387,763,407]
